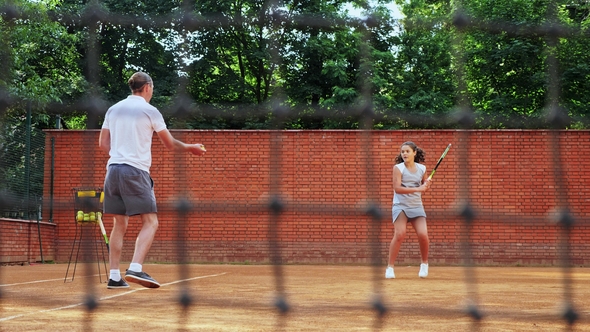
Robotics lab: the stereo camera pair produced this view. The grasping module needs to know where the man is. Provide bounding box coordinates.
[99,72,205,289]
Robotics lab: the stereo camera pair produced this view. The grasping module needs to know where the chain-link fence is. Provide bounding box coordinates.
[0,109,45,221]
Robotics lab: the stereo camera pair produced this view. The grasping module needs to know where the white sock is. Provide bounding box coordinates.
[128,263,142,273]
[110,270,121,281]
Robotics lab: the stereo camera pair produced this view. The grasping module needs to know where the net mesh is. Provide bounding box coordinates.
[0,1,585,331]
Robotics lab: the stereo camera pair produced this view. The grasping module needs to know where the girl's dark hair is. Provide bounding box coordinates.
[394,141,426,164]
[128,72,152,93]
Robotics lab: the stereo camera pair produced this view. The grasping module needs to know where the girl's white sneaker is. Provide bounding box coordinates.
[385,266,395,279]
[419,263,429,278]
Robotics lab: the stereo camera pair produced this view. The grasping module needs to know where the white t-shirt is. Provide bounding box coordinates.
[102,95,167,173]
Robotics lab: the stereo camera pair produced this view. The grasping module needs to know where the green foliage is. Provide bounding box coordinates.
[64,113,87,129]
[5,0,590,132]
[182,0,280,128]
[4,0,86,107]
[461,0,549,128]
[379,0,455,128]
[557,1,590,122]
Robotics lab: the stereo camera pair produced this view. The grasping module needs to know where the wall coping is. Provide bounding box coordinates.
[43,129,590,133]
[0,218,57,227]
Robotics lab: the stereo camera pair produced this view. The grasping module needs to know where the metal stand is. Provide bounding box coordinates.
[64,188,108,283]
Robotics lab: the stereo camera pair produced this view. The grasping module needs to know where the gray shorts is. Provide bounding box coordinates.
[103,164,157,216]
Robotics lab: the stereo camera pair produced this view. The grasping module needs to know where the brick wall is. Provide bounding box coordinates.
[0,218,56,264]
[41,129,590,266]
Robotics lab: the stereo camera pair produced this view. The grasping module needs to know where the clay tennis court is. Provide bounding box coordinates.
[1,263,589,331]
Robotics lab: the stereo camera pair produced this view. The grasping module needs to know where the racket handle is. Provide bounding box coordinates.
[428,170,436,180]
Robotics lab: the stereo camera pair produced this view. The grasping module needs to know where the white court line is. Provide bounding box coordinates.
[0,274,102,287]
[0,272,227,322]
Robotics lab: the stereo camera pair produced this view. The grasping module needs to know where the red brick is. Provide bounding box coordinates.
[26,129,590,266]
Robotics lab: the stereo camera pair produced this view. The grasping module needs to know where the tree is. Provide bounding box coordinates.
[183,0,398,129]
[0,0,81,216]
[279,0,366,129]
[2,0,85,110]
[558,0,590,128]
[181,0,281,129]
[461,0,549,128]
[6,0,590,131]
[57,0,183,123]
[375,0,456,129]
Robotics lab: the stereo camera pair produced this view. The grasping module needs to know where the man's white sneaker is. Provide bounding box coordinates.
[418,263,428,278]
[385,266,395,279]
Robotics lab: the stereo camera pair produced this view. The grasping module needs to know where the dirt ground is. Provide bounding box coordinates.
[0,263,588,331]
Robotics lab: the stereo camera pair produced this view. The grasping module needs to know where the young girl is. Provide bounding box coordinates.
[386,141,431,279]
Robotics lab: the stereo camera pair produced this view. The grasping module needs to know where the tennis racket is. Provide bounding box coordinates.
[97,212,110,252]
[98,192,109,252]
[428,144,452,180]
